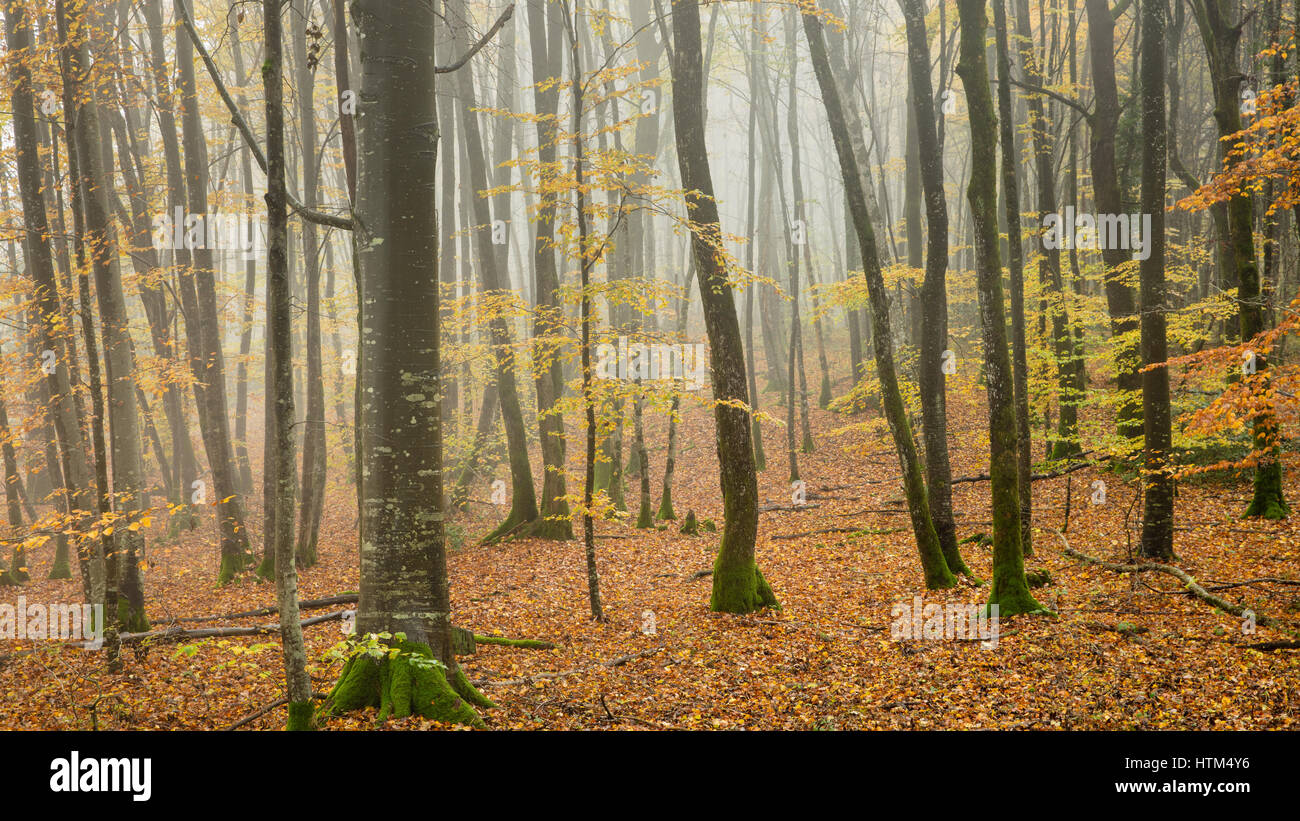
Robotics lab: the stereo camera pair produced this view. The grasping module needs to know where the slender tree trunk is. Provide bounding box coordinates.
[1139,0,1176,559]
[956,0,1042,616]
[671,0,779,612]
[524,0,573,540]
[262,0,312,729]
[293,0,326,567]
[447,0,538,543]
[993,0,1034,554]
[802,5,955,590]
[900,0,971,577]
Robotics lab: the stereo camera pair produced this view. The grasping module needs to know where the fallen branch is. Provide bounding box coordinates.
[759,502,821,512]
[473,635,554,650]
[951,455,1098,485]
[167,594,360,624]
[119,610,349,644]
[226,691,329,731]
[1052,529,1280,628]
[772,526,867,540]
[1243,641,1300,651]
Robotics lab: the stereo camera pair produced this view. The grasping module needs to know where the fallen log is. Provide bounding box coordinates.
[1052,529,1280,628]
[120,609,350,643]
[167,594,360,624]
[951,455,1098,485]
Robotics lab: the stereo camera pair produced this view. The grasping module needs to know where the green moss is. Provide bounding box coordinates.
[529,515,574,541]
[656,486,676,521]
[472,634,554,650]
[680,510,699,536]
[116,598,150,633]
[216,550,252,587]
[635,497,654,529]
[254,552,275,582]
[286,700,314,731]
[48,539,72,580]
[326,640,486,728]
[1244,461,1289,520]
[8,548,29,583]
[709,555,780,614]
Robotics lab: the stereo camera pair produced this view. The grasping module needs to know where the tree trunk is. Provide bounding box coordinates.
[956,0,1042,616]
[802,5,955,590]
[1139,0,1176,559]
[671,0,778,613]
[900,0,971,577]
[262,0,313,729]
[328,0,490,726]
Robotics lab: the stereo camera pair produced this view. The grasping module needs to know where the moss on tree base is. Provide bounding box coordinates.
[116,598,150,633]
[1244,462,1289,520]
[710,559,780,614]
[287,700,314,731]
[326,640,492,727]
[216,550,253,587]
[656,488,676,521]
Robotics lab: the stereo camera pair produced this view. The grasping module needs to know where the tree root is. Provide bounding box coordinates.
[324,639,490,727]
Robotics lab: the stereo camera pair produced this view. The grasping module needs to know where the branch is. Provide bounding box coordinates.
[1008,77,1093,120]
[1052,529,1281,628]
[436,4,515,73]
[175,0,353,231]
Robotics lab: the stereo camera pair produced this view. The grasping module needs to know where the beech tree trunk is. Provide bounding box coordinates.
[956,0,1042,616]
[671,0,778,613]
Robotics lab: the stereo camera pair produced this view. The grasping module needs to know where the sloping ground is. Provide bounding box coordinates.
[1,387,1297,730]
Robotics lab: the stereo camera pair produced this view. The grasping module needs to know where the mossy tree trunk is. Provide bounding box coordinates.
[262,0,313,729]
[1138,0,1177,560]
[447,0,538,544]
[802,6,955,591]
[992,0,1034,557]
[4,2,104,606]
[524,0,573,541]
[174,0,254,583]
[327,0,490,726]
[956,0,1043,617]
[1014,0,1083,460]
[62,0,150,634]
[899,0,970,578]
[670,0,778,614]
[1191,0,1289,520]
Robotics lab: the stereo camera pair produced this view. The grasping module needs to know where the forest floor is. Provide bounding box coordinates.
[2,379,1299,730]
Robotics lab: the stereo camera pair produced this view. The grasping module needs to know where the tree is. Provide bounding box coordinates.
[173,0,254,582]
[899,0,971,578]
[60,0,149,632]
[293,0,327,567]
[3,0,103,608]
[1189,0,1288,519]
[262,0,313,729]
[447,0,539,544]
[1139,0,1175,560]
[802,1,955,590]
[670,0,778,613]
[992,0,1033,554]
[525,0,574,541]
[955,0,1043,616]
[326,0,492,725]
